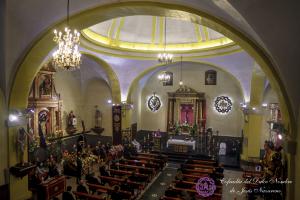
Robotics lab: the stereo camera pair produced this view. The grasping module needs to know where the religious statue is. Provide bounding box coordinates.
[16,127,30,164]
[94,105,102,128]
[38,110,49,148]
[66,110,77,134]
[262,141,282,179]
[261,141,283,199]
[39,75,52,95]
[92,106,104,134]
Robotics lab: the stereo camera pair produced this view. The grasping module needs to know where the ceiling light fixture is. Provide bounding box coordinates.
[158,17,173,64]
[52,0,81,71]
[179,56,183,86]
[158,71,171,83]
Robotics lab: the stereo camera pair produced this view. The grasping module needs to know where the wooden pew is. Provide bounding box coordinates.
[182,168,214,174]
[73,191,104,200]
[108,169,149,181]
[131,156,165,163]
[98,175,144,190]
[172,180,223,193]
[86,183,132,199]
[160,196,184,200]
[120,159,160,170]
[181,163,216,169]
[172,187,222,199]
[182,174,210,182]
[186,159,216,166]
[130,156,166,169]
[112,163,155,174]
[138,152,168,160]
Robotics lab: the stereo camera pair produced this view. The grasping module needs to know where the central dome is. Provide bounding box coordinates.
[82,15,234,52]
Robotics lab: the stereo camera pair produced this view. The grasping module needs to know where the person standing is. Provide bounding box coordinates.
[76,153,82,184]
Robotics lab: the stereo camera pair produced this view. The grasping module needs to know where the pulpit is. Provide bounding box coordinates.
[31,176,66,200]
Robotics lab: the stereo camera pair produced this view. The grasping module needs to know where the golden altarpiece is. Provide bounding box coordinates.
[167,86,206,134]
[27,64,63,139]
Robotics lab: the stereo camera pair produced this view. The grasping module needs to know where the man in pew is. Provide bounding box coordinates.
[120,178,134,195]
[110,185,122,200]
[99,165,110,177]
[63,186,75,200]
[77,180,88,194]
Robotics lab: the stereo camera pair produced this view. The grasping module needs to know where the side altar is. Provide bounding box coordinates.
[28,64,63,141]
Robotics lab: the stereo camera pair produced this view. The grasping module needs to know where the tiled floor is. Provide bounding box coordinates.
[139,163,179,200]
[222,169,246,200]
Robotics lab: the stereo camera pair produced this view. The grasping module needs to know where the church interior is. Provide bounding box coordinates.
[1,1,300,200]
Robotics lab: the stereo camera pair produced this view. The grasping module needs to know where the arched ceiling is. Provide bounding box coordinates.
[83,15,233,52]
[5,1,300,121]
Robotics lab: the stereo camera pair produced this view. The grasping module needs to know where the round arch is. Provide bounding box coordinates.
[7,2,296,199]
[126,60,246,103]
[9,2,294,132]
[81,52,121,103]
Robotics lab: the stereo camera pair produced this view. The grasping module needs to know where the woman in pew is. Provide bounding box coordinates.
[110,185,122,200]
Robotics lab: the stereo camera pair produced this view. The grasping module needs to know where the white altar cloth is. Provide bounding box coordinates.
[167,139,196,150]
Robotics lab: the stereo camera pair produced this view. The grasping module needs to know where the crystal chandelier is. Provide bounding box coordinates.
[52,0,81,71]
[158,71,171,82]
[158,17,173,64]
[158,53,173,64]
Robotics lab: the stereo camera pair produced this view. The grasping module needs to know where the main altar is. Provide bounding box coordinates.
[165,86,206,153]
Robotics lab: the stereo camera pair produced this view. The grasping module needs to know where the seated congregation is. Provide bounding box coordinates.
[28,136,169,200]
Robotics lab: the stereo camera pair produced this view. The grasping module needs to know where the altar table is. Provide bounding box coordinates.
[167,139,196,151]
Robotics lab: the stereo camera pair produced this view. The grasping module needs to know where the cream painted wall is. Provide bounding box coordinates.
[53,66,113,136]
[82,78,113,136]
[130,79,143,130]
[136,62,244,137]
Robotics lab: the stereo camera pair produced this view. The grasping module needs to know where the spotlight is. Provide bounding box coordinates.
[8,114,18,122]
[252,107,256,110]
[278,134,283,140]
[107,99,112,104]
[262,103,268,107]
[179,80,183,86]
